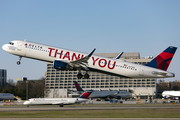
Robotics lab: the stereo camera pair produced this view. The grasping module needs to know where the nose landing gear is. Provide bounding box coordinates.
[17,56,22,65]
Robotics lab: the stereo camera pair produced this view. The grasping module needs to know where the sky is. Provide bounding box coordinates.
[0,0,180,83]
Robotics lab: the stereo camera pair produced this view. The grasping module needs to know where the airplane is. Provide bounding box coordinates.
[23,91,92,107]
[162,91,180,100]
[73,81,132,100]
[2,40,177,79]
[0,93,14,100]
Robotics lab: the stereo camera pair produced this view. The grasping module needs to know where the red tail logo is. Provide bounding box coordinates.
[146,46,177,71]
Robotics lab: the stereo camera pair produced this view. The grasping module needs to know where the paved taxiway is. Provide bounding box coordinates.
[0,105,180,111]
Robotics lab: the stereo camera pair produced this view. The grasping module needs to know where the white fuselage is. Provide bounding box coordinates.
[89,91,132,98]
[23,98,88,105]
[0,93,14,100]
[2,40,175,78]
[162,91,180,98]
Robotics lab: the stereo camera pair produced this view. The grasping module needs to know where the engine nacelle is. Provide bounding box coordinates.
[164,96,167,99]
[115,96,121,99]
[53,60,73,70]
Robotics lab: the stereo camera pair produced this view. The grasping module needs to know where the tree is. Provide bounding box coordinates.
[7,79,16,86]
[157,83,169,90]
[2,79,16,91]
[172,85,180,91]
[28,78,45,98]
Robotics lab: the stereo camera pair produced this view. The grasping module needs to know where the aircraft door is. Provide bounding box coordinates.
[16,42,26,56]
[16,42,22,51]
[139,67,144,76]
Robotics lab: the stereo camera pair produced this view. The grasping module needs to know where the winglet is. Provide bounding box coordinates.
[88,48,96,58]
[115,52,124,59]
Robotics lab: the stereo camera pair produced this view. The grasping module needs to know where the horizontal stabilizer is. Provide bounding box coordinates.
[152,71,167,75]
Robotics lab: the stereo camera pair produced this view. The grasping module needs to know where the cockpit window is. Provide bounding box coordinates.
[9,42,14,45]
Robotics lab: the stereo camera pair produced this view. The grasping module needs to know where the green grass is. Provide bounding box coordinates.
[1,104,180,118]
[0,109,180,118]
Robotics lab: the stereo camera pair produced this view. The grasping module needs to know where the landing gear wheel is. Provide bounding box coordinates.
[77,73,83,79]
[59,104,64,107]
[84,73,89,79]
[17,56,22,65]
[17,61,21,65]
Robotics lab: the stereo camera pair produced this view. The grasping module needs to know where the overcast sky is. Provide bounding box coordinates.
[0,0,180,82]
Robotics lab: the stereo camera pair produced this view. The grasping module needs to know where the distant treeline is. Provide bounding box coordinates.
[0,78,45,100]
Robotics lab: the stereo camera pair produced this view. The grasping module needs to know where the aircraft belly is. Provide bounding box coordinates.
[0,96,14,100]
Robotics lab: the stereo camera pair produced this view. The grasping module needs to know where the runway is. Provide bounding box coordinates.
[1,105,180,111]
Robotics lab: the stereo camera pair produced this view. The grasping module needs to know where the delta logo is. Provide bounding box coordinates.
[25,43,43,49]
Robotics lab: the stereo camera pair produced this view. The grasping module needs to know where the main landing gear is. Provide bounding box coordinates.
[17,56,22,65]
[77,71,90,79]
[59,104,64,107]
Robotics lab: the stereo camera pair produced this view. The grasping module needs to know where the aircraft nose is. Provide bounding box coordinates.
[2,44,8,51]
[23,101,29,105]
[2,45,6,51]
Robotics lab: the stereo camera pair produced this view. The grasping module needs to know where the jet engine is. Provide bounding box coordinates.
[75,98,80,104]
[115,96,121,99]
[53,60,74,70]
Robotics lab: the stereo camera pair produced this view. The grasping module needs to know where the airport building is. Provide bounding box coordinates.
[45,52,156,99]
[0,69,7,88]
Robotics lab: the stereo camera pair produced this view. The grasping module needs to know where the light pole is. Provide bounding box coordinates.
[26,80,28,100]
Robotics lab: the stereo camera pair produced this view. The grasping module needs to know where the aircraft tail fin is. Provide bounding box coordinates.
[145,46,177,71]
[73,81,84,92]
[79,91,93,99]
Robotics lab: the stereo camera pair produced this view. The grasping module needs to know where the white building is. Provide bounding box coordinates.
[45,52,156,99]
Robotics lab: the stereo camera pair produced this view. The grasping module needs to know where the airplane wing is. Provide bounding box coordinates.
[105,92,119,98]
[69,48,96,70]
[53,49,96,70]
[52,102,64,105]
